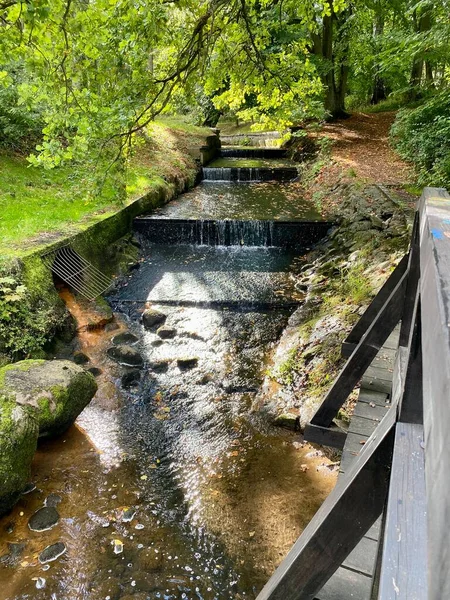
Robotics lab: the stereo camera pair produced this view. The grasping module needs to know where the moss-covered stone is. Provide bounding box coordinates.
[0,397,39,515]
[0,360,97,438]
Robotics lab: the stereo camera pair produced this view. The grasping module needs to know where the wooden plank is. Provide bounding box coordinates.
[341,254,409,358]
[419,186,450,600]
[353,401,390,421]
[360,375,393,395]
[384,329,401,350]
[339,433,370,473]
[378,423,427,599]
[365,517,381,542]
[340,449,359,474]
[343,536,378,577]
[364,364,395,380]
[348,416,380,437]
[399,298,423,424]
[315,567,371,600]
[310,272,407,428]
[256,408,396,600]
[357,389,389,406]
[399,212,420,347]
[304,423,347,450]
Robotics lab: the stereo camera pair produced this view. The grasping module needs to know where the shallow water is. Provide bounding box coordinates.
[0,157,336,600]
[0,300,336,600]
[150,183,319,221]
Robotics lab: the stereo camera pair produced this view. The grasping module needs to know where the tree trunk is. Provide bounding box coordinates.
[408,6,432,100]
[425,60,434,88]
[322,2,350,119]
[371,11,387,105]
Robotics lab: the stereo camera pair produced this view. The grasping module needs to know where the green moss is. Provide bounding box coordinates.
[0,359,45,388]
[0,397,39,515]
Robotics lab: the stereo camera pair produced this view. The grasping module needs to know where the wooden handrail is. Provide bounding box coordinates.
[260,187,450,600]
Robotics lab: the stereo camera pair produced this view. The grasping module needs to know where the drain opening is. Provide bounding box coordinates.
[41,245,112,301]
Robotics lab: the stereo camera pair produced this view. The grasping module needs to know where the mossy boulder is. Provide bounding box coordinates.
[0,360,97,438]
[0,398,39,515]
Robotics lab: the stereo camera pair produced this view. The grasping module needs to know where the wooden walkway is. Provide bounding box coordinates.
[315,327,399,600]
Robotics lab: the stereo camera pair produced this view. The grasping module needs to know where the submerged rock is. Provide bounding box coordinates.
[35,578,46,590]
[22,482,36,495]
[273,413,300,431]
[0,360,97,439]
[28,506,60,532]
[142,308,166,330]
[0,399,39,516]
[156,326,176,339]
[121,507,136,523]
[112,332,139,346]
[148,359,170,373]
[107,345,144,368]
[73,351,90,365]
[0,542,26,566]
[121,370,141,388]
[87,367,102,377]
[39,542,66,564]
[177,357,199,370]
[45,493,62,507]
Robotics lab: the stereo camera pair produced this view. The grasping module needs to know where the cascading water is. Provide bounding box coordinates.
[202,166,298,183]
[0,150,336,600]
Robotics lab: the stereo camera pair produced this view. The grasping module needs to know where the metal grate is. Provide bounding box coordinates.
[41,245,113,301]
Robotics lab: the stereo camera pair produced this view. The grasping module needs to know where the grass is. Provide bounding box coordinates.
[0,120,211,259]
[216,118,279,135]
[347,94,425,115]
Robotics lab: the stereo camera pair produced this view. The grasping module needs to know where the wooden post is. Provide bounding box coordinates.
[419,187,450,599]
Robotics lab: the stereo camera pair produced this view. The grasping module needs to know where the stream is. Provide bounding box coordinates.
[0,149,337,600]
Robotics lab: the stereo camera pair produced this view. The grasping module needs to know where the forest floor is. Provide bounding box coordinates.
[304,111,418,217]
[321,111,413,185]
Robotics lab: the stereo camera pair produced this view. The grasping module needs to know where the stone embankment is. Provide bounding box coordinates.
[255,184,411,429]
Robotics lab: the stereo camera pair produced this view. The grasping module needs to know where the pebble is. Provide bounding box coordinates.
[176,357,199,370]
[112,539,124,555]
[112,332,139,346]
[22,482,36,495]
[73,351,90,365]
[122,508,136,523]
[35,577,46,589]
[87,366,102,377]
[45,493,62,508]
[39,542,66,564]
[28,507,60,532]
[156,326,177,339]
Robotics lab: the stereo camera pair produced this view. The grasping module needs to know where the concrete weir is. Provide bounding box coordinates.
[134,217,332,249]
[202,166,298,182]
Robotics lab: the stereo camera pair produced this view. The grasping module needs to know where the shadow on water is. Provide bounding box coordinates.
[0,169,337,600]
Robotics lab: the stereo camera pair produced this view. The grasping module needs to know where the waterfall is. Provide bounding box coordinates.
[202,167,298,183]
[133,217,332,249]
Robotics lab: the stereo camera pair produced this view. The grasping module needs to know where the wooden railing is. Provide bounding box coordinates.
[256,187,450,600]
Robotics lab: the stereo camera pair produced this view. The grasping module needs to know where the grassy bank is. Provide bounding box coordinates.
[0,120,210,260]
[0,120,211,364]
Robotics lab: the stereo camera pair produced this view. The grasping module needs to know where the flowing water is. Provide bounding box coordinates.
[148,183,320,221]
[0,159,336,600]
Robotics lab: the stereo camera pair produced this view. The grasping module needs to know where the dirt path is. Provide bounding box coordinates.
[321,111,413,185]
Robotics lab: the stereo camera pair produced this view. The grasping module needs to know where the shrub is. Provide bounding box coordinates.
[0,274,54,360]
[391,92,450,189]
[0,63,43,152]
